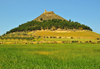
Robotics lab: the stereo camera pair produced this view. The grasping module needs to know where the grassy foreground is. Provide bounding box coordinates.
[0,44,100,69]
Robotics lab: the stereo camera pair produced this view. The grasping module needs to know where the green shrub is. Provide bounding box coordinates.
[71,37,73,39]
[47,36,49,38]
[97,38,100,40]
[53,36,56,38]
[89,40,92,43]
[40,18,43,21]
[85,41,89,43]
[59,36,61,38]
[72,41,78,43]
[37,36,41,39]
[50,36,52,38]
[23,33,27,35]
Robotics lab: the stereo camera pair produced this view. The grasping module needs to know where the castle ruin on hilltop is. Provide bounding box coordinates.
[44,9,54,14]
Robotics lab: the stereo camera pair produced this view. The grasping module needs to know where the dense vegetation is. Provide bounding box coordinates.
[6,19,92,34]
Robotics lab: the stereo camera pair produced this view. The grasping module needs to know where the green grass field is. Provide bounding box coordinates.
[0,44,100,69]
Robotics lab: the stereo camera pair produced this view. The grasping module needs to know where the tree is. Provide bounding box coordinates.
[43,20,46,23]
[69,19,71,22]
[40,18,43,21]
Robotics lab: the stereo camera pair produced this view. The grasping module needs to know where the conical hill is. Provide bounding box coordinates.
[5,9,92,35]
[1,10,100,42]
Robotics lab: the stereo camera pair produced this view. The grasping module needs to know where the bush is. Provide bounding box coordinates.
[89,40,92,43]
[50,36,52,38]
[23,33,27,35]
[85,41,89,43]
[53,36,56,38]
[37,36,41,39]
[59,36,61,38]
[97,38,100,40]
[72,41,78,43]
[71,37,73,39]
[40,18,43,21]
[47,36,49,38]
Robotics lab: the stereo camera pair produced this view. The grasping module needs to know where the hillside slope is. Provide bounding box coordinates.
[31,30,100,39]
[2,30,100,40]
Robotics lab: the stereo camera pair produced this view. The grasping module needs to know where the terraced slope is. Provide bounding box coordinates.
[32,30,100,39]
[3,30,100,40]
[1,30,100,44]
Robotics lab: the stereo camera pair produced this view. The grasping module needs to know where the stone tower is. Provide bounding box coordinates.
[44,9,54,14]
[45,9,47,12]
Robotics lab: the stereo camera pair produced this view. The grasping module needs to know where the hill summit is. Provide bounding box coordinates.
[33,9,67,21]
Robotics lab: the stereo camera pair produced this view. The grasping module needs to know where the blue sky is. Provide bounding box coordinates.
[0,0,100,35]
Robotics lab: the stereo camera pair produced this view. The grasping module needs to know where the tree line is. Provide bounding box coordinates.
[6,19,92,34]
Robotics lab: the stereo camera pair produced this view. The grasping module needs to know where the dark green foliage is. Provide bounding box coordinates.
[72,41,78,43]
[40,18,43,21]
[71,37,73,39]
[2,33,6,36]
[50,36,52,38]
[59,36,61,38]
[6,19,92,34]
[37,36,41,39]
[53,36,56,38]
[69,19,71,22]
[97,38,100,40]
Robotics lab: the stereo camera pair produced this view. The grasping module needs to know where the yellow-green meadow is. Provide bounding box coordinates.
[0,44,100,69]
